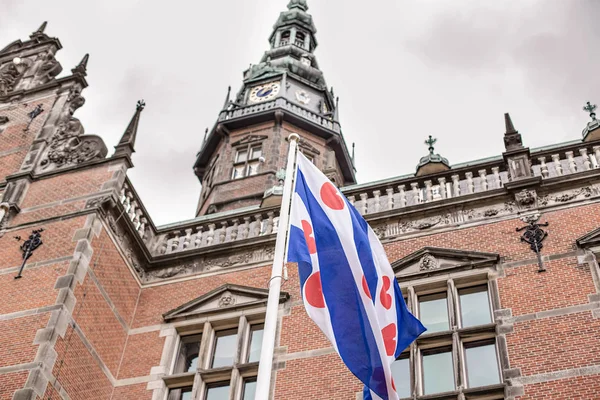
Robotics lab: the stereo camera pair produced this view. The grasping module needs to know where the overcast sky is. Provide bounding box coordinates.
[1,0,598,225]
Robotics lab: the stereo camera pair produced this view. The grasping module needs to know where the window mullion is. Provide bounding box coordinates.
[235,316,249,365]
[199,322,214,370]
[410,341,419,397]
[229,368,241,400]
[447,279,458,330]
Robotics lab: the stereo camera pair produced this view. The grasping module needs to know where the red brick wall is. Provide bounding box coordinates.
[117,332,164,380]
[0,260,68,315]
[0,217,84,272]
[89,228,140,327]
[274,353,362,400]
[111,383,152,400]
[0,313,49,368]
[517,375,600,400]
[71,274,128,376]
[52,327,113,400]
[0,98,56,183]
[0,371,29,400]
[20,166,113,209]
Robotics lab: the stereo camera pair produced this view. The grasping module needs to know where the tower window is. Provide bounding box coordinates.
[232,144,263,179]
[280,31,291,46]
[295,31,306,48]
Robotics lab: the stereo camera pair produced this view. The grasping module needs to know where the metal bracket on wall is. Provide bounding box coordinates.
[517,214,548,273]
[14,228,44,279]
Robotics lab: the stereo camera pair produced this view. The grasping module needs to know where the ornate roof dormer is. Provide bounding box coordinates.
[416,136,450,177]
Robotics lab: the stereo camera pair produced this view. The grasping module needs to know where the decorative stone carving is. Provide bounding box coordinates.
[150,266,186,279]
[85,196,111,209]
[31,52,62,87]
[0,62,21,95]
[66,86,86,115]
[514,189,536,208]
[38,118,107,171]
[538,187,593,207]
[373,225,386,240]
[219,294,237,308]
[419,254,439,271]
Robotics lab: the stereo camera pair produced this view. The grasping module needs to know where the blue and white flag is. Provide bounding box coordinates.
[287,153,426,400]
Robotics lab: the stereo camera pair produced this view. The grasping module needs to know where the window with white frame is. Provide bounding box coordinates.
[165,319,264,400]
[232,145,262,180]
[392,277,504,399]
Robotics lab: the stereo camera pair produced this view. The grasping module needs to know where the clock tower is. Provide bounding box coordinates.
[193,0,356,216]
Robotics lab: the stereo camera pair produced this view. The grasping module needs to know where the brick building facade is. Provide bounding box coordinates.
[1,1,600,399]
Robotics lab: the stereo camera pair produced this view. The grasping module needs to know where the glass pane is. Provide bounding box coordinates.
[232,165,245,179]
[243,380,257,400]
[250,146,262,159]
[459,286,492,328]
[390,358,410,398]
[206,384,230,400]
[175,335,200,373]
[181,388,193,400]
[247,161,259,176]
[248,325,264,363]
[236,150,248,163]
[465,344,500,388]
[419,293,449,333]
[422,351,454,395]
[212,330,237,368]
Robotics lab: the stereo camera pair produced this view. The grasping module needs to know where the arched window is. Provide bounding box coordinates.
[280,31,290,46]
[295,31,306,48]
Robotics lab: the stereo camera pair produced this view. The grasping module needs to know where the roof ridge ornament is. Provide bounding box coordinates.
[425,135,437,155]
[584,101,597,121]
[503,112,523,151]
[30,22,49,39]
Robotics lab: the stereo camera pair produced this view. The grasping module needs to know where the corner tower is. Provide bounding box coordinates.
[193,0,356,216]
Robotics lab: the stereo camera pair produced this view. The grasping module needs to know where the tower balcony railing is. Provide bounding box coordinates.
[118,142,600,258]
[218,97,341,134]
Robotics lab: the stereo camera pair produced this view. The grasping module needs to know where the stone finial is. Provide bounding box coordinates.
[288,0,309,11]
[503,112,523,151]
[113,100,145,163]
[222,86,231,109]
[582,101,600,141]
[30,21,48,38]
[425,135,437,154]
[333,97,340,123]
[71,54,89,77]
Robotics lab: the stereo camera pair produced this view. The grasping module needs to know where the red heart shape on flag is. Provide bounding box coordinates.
[320,182,345,210]
[382,323,397,356]
[380,276,392,310]
[301,220,317,254]
[305,272,326,308]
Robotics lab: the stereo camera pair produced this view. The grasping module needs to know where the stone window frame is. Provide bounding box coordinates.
[162,312,265,400]
[231,143,263,180]
[396,268,508,400]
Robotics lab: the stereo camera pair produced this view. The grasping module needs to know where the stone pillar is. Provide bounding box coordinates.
[386,188,394,210]
[438,177,447,199]
[552,154,563,176]
[451,174,460,197]
[538,157,549,178]
[492,167,501,189]
[478,170,488,191]
[398,185,407,208]
[566,151,577,173]
[580,148,591,171]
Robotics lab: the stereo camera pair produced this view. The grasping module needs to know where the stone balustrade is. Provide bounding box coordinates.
[343,165,510,217]
[152,211,280,256]
[218,98,340,133]
[119,182,151,239]
[531,143,600,178]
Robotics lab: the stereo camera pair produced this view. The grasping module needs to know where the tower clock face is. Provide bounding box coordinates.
[249,82,280,103]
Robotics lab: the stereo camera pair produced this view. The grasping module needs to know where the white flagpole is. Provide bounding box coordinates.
[255,133,300,399]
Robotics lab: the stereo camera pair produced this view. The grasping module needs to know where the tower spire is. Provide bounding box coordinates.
[287,0,308,11]
[114,100,145,163]
[71,54,89,76]
[30,22,48,39]
[503,112,523,151]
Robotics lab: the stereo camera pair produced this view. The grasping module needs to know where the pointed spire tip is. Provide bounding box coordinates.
[504,112,517,134]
